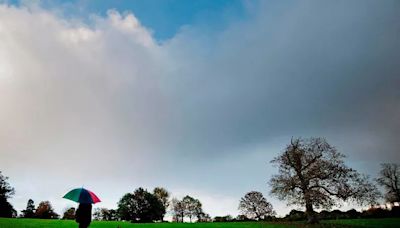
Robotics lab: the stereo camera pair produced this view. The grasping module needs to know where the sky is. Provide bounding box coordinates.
[0,0,399,218]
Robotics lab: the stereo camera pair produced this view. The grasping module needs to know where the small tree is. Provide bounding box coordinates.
[239,191,275,220]
[0,171,16,218]
[62,207,75,220]
[35,201,59,219]
[376,163,400,203]
[171,198,185,222]
[182,195,196,222]
[182,195,204,222]
[21,199,36,218]
[269,137,379,223]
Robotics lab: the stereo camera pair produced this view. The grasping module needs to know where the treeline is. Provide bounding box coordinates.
[1,137,400,224]
[204,206,400,222]
[2,184,211,223]
[283,206,400,221]
[94,188,212,222]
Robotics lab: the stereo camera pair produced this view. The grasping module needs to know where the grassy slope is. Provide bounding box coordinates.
[0,219,294,228]
[324,218,400,227]
[0,218,399,228]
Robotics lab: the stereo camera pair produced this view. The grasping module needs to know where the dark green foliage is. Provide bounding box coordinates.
[0,199,16,218]
[235,214,255,222]
[21,199,35,218]
[153,187,170,221]
[390,206,400,217]
[62,207,75,220]
[0,172,16,218]
[284,210,307,221]
[282,206,400,222]
[213,215,233,222]
[117,188,165,223]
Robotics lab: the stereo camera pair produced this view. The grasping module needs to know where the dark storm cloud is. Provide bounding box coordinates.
[163,0,400,162]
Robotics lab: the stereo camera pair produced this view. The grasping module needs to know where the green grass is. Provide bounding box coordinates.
[0,219,294,228]
[0,218,399,228]
[323,218,400,227]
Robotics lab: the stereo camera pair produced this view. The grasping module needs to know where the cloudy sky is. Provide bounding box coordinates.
[0,0,399,217]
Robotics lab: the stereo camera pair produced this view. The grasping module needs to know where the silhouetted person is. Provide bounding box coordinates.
[75,203,92,228]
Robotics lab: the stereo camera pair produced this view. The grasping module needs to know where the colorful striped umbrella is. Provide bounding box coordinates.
[63,188,101,204]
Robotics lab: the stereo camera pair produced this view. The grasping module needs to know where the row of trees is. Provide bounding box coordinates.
[19,199,59,219]
[211,138,400,224]
[99,188,210,223]
[1,137,399,224]
[284,206,400,221]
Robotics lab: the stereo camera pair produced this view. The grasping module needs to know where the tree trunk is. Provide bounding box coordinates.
[306,202,318,224]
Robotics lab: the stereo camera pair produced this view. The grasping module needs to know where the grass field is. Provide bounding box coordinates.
[0,218,399,228]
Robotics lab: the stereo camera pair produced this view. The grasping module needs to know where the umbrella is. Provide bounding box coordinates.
[63,188,101,204]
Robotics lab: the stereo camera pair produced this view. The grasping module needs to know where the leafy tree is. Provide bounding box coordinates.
[117,193,135,221]
[94,207,118,221]
[0,198,16,218]
[269,137,379,223]
[35,201,59,219]
[171,195,204,222]
[193,199,205,222]
[376,163,400,203]
[239,191,275,220]
[182,195,196,222]
[182,195,204,222]
[62,207,75,220]
[0,171,16,218]
[153,187,169,220]
[117,187,165,223]
[171,198,185,222]
[21,199,36,218]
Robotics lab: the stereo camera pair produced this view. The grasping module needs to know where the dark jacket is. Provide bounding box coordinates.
[75,203,92,225]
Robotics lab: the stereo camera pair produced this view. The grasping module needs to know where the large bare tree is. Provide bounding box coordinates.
[269,137,379,223]
[376,163,400,203]
[239,191,275,220]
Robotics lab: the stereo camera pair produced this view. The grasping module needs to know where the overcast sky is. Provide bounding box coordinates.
[0,0,399,217]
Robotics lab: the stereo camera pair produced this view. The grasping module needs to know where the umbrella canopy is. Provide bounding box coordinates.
[63,188,101,204]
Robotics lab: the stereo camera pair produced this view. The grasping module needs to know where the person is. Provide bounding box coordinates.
[75,203,92,228]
